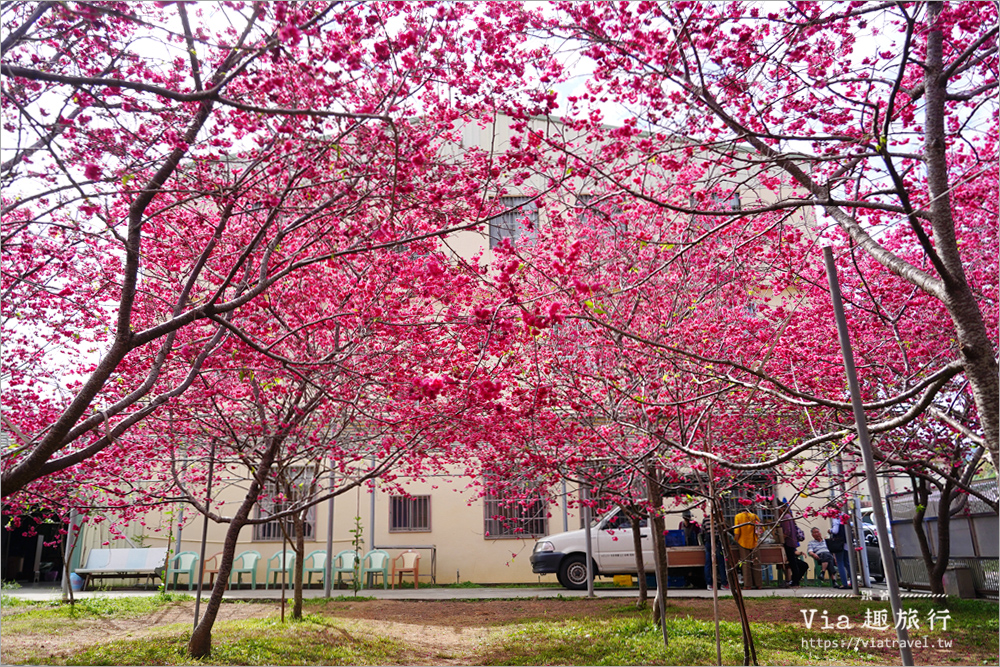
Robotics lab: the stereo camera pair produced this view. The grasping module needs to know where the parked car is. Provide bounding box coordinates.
[862,524,885,583]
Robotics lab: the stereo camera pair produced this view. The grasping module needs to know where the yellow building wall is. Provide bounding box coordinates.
[137,469,584,586]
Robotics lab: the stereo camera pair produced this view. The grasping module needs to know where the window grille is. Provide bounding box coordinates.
[716,475,779,544]
[483,483,548,539]
[390,495,431,532]
[711,190,741,211]
[489,196,538,248]
[253,467,316,541]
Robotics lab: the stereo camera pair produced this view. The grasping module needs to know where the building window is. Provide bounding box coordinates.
[253,467,316,541]
[389,495,431,532]
[711,190,741,211]
[489,196,538,248]
[483,482,548,539]
[715,475,779,544]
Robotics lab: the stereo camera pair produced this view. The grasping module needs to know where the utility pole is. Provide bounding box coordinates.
[824,247,913,666]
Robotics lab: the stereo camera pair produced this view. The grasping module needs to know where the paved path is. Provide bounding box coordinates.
[6,583,889,603]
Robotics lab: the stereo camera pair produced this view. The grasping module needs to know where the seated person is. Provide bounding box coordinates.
[679,510,702,546]
[806,527,839,584]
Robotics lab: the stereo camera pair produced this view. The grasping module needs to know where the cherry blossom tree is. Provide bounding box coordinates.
[527,0,998,468]
[1,1,555,500]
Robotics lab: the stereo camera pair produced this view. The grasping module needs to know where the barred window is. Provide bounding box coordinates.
[483,482,547,539]
[716,475,778,544]
[711,190,741,211]
[390,495,431,532]
[489,196,538,249]
[253,467,316,541]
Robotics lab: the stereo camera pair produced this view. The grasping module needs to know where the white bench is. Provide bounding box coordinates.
[75,547,168,590]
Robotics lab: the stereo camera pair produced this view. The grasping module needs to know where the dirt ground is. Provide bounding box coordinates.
[1,598,606,665]
[0,597,991,665]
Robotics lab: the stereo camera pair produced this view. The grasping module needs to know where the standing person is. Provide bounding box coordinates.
[702,514,728,590]
[827,515,851,589]
[779,505,804,587]
[733,504,762,589]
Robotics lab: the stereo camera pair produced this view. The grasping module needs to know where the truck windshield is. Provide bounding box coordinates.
[593,509,618,528]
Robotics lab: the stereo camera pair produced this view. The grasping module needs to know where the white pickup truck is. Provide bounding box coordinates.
[530,507,787,590]
[529,507,684,589]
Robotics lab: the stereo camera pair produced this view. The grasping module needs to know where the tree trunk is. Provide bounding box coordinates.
[645,462,669,646]
[715,504,757,666]
[189,437,280,658]
[188,512,248,658]
[912,471,956,598]
[922,1,1000,466]
[629,510,648,606]
[929,479,954,597]
[910,477,947,597]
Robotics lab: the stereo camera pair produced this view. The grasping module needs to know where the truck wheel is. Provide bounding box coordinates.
[559,554,591,590]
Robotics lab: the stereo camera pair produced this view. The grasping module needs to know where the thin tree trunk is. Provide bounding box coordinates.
[629,510,648,606]
[646,462,669,646]
[910,477,947,597]
[715,504,756,666]
[188,436,280,658]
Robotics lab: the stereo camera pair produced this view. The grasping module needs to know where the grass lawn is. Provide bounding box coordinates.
[1,594,996,665]
[50,615,406,666]
[483,598,999,666]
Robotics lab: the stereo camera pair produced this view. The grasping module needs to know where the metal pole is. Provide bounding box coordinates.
[369,455,376,549]
[62,509,78,600]
[173,506,185,593]
[193,439,216,630]
[325,468,335,598]
[824,246,913,666]
[583,484,595,598]
[561,479,569,533]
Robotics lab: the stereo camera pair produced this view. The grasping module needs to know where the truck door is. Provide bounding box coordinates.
[595,511,652,574]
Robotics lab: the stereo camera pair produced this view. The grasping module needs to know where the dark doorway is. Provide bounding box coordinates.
[2,515,65,584]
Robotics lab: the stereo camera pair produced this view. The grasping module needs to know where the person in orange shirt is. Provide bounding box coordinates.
[733,505,762,589]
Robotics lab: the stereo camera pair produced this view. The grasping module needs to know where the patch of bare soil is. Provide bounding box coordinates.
[314,598,635,665]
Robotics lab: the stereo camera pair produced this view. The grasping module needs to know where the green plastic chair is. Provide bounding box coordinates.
[361,549,390,589]
[230,550,261,590]
[333,550,360,588]
[266,550,296,589]
[303,550,327,586]
[168,551,199,591]
[812,556,836,585]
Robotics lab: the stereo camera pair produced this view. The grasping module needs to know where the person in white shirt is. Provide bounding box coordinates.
[806,527,838,584]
